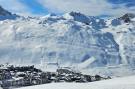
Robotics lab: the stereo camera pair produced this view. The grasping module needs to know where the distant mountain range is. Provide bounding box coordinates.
[0,6,135,76]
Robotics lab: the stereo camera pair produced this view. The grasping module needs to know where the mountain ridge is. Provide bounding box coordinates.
[0,6,19,20]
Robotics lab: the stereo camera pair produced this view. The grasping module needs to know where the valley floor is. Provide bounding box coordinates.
[17,75,135,89]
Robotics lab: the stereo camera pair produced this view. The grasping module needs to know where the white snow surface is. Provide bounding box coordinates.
[18,75,135,89]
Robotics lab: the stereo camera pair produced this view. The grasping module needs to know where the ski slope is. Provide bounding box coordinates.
[18,75,135,89]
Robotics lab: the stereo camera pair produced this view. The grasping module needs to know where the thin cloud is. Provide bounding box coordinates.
[38,0,135,17]
[0,0,33,16]
[0,0,135,17]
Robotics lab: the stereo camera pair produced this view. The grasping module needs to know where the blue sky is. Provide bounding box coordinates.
[19,0,49,15]
[0,0,135,17]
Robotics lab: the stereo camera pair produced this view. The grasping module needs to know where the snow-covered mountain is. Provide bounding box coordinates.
[0,11,120,66]
[103,13,135,67]
[0,6,135,76]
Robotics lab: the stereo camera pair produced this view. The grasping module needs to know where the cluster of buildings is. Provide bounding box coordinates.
[0,64,111,89]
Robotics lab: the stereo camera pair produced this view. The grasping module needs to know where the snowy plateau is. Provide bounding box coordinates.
[0,6,135,78]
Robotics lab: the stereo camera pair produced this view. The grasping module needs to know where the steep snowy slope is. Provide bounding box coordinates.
[18,75,135,89]
[103,13,135,67]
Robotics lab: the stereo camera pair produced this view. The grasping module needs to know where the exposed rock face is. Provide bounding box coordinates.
[119,13,135,23]
[0,6,18,20]
[0,6,12,16]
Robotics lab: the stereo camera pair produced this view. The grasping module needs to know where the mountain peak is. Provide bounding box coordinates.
[63,12,90,25]
[0,6,19,20]
[0,6,12,16]
[119,13,135,23]
[69,12,87,17]
[63,12,106,29]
